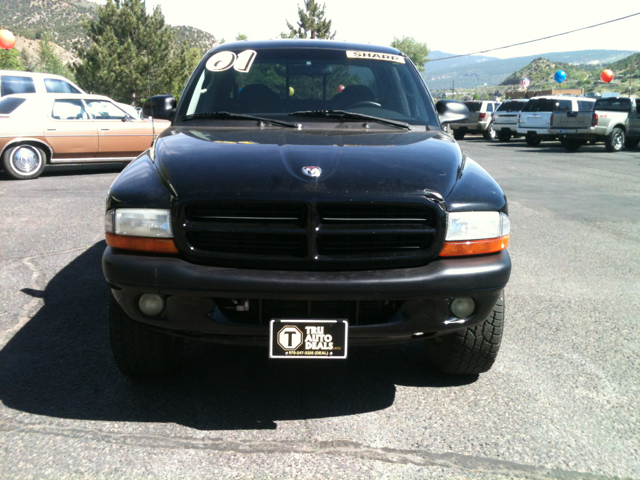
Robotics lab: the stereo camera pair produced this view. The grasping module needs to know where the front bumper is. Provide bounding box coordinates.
[103,247,511,346]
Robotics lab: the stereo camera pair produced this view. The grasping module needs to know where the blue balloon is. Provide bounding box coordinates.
[554,70,567,83]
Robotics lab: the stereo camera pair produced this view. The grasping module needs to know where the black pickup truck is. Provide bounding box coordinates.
[102,40,511,377]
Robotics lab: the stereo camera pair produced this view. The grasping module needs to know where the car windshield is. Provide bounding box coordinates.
[464,102,482,112]
[497,101,527,112]
[177,46,438,127]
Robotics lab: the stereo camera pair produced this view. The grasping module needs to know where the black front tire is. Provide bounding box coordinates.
[453,130,465,140]
[3,144,46,180]
[109,292,183,377]
[425,296,504,375]
[525,134,541,147]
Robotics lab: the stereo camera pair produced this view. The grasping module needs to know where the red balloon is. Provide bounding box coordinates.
[0,30,16,50]
[600,69,614,83]
[338,84,345,93]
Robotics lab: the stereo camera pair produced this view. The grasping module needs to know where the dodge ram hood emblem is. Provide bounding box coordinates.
[302,166,322,178]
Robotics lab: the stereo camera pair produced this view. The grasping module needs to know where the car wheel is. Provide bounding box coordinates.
[497,131,511,142]
[525,134,541,147]
[425,295,504,375]
[109,292,183,377]
[483,123,496,140]
[560,138,582,152]
[453,131,465,140]
[605,127,625,152]
[2,144,46,180]
[624,138,639,150]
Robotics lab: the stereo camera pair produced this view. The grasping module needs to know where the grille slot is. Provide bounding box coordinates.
[214,299,400,326]
[188,232,307,257]
[187,202,307,227]
[318,233,432,255]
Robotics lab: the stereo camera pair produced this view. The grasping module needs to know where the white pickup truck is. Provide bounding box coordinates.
[493,99,528,142]
[517,96,596,146]
[550,96,640,152]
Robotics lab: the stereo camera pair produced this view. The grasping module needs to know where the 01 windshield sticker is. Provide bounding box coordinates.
[346,50,405,64]
[206,50,257,73]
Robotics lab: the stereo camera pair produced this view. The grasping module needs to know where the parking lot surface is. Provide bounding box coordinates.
[0,139,638,479]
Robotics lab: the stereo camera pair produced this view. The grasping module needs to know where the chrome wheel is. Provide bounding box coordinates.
[605,127,625,153]
[3,144,46,180]
[12,146,42,174]
[612,130,624,150]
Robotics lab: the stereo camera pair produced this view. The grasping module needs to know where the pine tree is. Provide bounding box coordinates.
[285,1,336,39]
[74,0,200,105]
[0,49,23,70]
[37,36,74,79]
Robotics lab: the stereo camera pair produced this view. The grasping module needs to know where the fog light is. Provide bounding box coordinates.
[450,297,475,318]
[138,294,165,317]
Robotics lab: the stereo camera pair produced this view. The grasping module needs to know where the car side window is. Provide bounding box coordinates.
[44,78,81,94]
[51,99,89,120]
[636,99,640,114]
[86,100,127,120]
[1,75,36,96]
[487,103,494,113]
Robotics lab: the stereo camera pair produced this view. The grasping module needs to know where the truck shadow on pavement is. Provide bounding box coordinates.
[0,242,475,431]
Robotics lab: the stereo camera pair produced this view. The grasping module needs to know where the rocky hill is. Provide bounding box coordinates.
[0,0,217,62]
[500,58,592,89]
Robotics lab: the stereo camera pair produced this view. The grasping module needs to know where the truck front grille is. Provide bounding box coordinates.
[177,201,442,270]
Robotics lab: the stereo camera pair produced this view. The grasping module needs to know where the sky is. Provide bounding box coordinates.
[92,0,639,59]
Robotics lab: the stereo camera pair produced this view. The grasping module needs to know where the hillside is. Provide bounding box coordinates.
[0,0,218,62]
[500,58,592,90]
[424,50,637,90]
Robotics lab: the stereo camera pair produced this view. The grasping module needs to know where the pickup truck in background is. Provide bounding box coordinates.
[493,99,528,142]
[550,96,640,152]
[517,96,595,147]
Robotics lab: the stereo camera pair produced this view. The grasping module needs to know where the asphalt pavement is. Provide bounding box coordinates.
[0,139,638,479]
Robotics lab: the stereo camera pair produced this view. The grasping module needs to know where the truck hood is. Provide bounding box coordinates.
[154,127,464,202]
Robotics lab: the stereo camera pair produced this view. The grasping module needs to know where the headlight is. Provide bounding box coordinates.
[105,208,173,237]
[105,208,178,253]
[441,211,510,257]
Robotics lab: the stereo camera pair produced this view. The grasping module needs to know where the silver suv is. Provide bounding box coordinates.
[450,100,500,140]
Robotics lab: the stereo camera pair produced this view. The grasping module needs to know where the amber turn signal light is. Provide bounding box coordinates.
[440,235,509,257]
[106,233,179,254]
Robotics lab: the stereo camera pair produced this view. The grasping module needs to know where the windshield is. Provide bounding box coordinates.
[177,47,438,127]
[497,101,527,112]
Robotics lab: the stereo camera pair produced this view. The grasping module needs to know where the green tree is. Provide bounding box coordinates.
[0,49,23,70]
[390,36,429,72]
[37,36,74,79]
[285,1,336,39]
[74,0,200,105]
[236,33,247,41]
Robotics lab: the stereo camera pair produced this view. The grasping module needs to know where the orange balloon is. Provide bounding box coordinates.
[0,29,16,50]
[600,69,614,83]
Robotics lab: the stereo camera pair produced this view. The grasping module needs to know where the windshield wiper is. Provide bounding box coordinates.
[179,111,300,129]
[289,110,410,130]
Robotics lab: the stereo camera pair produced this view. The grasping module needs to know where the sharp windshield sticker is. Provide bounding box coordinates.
[205,50,257,73]
[346,50,405,64]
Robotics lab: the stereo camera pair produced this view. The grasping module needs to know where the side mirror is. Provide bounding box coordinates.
[436,100,470,125]
[142,95,176,121]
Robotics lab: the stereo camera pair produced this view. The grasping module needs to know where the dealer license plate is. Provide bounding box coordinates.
[558,129,577,134]
[269,319,348,359]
